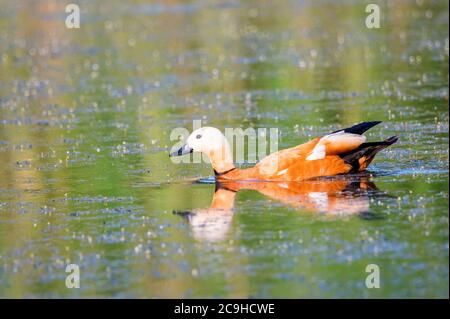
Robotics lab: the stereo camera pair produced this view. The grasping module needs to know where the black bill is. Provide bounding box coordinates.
[169,144,193,157]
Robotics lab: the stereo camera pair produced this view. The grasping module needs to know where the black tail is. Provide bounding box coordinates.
[341,136,398,172]
[333,121,382,135]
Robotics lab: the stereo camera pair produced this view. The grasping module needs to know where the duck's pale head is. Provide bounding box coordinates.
[170,127,235,173]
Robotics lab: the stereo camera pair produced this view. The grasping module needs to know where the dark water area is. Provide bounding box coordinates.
[0,0,448,297]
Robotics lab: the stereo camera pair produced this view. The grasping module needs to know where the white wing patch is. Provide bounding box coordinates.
[306,131,365,161]
[306,144,326,160]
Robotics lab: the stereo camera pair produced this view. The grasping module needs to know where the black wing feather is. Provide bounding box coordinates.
[332,121,382,135]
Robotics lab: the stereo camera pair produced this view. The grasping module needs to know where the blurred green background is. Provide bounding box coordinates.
[0,0,448,298]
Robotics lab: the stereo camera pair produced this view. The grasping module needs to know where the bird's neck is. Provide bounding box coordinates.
[207,141,235,174]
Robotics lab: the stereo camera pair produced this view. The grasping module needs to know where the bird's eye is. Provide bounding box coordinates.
[196,134,202,139]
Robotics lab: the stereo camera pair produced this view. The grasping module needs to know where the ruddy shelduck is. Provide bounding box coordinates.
[170,121,398,181]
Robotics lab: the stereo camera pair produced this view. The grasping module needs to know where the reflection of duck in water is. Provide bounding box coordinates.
[175,176,382,241]
[175,187,236,242]
[170,121,397,181]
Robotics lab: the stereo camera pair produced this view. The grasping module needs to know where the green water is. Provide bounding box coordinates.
[0,0,448,298]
